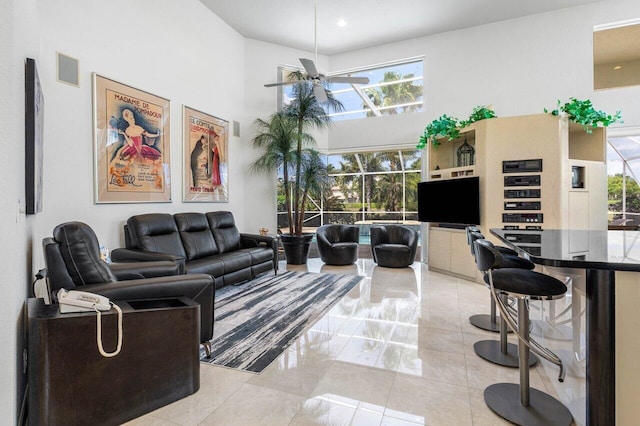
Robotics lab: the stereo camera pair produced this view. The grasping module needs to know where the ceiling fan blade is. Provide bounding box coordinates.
[326,76,370,85]
[299,58,320,78]
[264,81,299,88]
[313,82,328,103]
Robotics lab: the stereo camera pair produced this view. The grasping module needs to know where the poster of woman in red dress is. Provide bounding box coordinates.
[183,105,228,202]
[93,74,171,203]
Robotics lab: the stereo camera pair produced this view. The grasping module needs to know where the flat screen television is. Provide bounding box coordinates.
[417,176,480,225]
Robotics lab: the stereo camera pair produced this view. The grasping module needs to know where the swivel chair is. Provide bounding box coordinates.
[474,238,572,426]
[43,221,216,354]
[466,226,521,332]
[316,224,359,265]
[370,225,418,268]
[468,230,538,368]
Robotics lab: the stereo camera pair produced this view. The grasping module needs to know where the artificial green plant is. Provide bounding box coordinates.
[417,105,497,149]
[544,98,622,133]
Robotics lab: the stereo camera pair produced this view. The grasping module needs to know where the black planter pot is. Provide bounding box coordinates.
[280,233,314,264]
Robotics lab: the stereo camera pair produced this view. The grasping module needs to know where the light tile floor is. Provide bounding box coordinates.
[126,258,573,426]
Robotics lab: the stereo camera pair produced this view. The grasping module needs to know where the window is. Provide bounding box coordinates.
[277,58,424,121]
[607,129,640,226]
[276,149,422,240]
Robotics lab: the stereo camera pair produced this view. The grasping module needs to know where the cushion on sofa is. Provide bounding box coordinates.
[175,213,219,260]
[185,257,225,286]
[238,247,274,265]
[206,211,242,253]
[127,214,187,258]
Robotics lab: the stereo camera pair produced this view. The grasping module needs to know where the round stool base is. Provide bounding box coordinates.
[469,314,512,333]
[484,383,573,426]
[474,340,538,368]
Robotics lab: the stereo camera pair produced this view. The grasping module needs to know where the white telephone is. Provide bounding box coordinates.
[58,289,111,313]
[57,289,123,357]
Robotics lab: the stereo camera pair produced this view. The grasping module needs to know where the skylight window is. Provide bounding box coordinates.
[277,57,424,121]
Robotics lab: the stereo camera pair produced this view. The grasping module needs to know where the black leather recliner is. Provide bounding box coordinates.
[316,224,360,265]
[43,221,215,346]
[112,211,277,288]
[370,225,418,268]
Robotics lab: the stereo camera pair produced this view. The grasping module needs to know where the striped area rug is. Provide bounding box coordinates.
[201,270,363,373]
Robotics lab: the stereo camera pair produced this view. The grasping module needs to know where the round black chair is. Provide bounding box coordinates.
[316,224,359,265]
[468,230,538,368]
[474,238,572,426]
[370,225,418,268]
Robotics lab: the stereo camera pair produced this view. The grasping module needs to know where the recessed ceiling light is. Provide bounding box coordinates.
[336,19,348,27]
[614,65,622,70]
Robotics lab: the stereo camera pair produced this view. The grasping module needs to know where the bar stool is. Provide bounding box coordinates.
[474,238,572,426]
[465,227,523,332]
[468,231,538,368]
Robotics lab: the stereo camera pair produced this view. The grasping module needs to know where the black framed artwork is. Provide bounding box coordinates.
[25,58,44,214]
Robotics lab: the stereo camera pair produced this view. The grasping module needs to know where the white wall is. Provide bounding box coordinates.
[33,0,246,259]
[1,0,39,421]
[5,0,640,420]
[326,0,640,152]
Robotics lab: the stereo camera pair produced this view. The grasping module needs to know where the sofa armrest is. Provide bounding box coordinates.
[240,233,274,248]
[240,233,278,274]
[109,260,180,281]
[111,248,186,274]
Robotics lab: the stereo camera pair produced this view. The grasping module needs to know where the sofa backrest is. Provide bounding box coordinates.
[175,213,219,260]
[126,213,187,258]
[43,237,77,292]
[206,211,241,253]
[49,222,117,289]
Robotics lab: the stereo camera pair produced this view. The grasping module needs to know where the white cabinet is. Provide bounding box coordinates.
[424,113,607,282]
[428,227,476,280]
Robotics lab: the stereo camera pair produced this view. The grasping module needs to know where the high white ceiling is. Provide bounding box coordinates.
[200,0,603,55]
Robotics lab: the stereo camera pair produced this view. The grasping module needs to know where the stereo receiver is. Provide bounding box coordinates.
[504,175,541,187]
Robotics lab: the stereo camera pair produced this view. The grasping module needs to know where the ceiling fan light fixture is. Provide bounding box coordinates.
[263,0,368,94]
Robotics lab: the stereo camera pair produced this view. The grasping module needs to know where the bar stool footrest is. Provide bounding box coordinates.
[484,383,572,426]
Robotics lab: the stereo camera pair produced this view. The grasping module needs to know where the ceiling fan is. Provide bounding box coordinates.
[264,0,369,103]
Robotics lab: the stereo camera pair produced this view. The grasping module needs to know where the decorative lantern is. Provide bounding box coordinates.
[457,138,475,167]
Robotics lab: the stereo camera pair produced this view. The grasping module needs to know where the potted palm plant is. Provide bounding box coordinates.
[250,74,343,264]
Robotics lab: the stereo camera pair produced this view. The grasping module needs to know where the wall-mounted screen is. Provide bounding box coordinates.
[417,177,480,225]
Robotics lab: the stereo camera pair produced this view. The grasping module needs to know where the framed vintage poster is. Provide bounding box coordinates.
[25,58,44,214]
[92,74,171,203]
[182,106,229,202]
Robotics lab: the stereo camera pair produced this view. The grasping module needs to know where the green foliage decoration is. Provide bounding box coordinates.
[544,98,622,133]
[459,105,497,128]
[417,105,497,149]
[417,114,460,149]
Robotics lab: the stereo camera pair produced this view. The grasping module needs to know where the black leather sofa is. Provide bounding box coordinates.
[111,211,277,289]
[43,221,215,345]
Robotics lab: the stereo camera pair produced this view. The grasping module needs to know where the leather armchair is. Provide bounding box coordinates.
[370,225,418,268]
[43,221,215,345]
[316,224,359,265]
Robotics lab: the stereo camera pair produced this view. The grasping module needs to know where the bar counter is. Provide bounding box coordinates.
[490,228,640,426]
